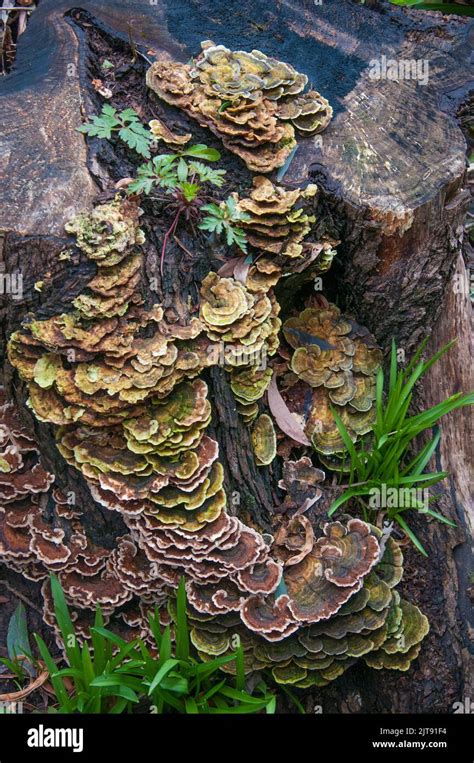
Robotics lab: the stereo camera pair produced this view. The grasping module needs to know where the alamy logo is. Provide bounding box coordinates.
[452,697,474,714]
[27,724,84,753]
[0,700,23,713]
[368,55,429,86]
[368,484,429,511]
[0,270,23,300]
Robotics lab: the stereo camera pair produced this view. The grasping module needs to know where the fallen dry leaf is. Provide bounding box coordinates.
[267,373,311,446]
[233,257,251,284]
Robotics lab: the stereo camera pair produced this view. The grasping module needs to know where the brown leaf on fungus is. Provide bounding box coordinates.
[278,456,325,512]
[273,515,315,566]
[267,373,311,445]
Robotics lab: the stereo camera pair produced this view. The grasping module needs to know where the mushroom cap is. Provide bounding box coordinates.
[65,197,144,263]
[283,519,380,623]
[200,273,253,328]
[148,119,192,146]
[251,414,277,466]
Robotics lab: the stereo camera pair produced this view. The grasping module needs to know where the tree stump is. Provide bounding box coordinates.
[0,0,472,713]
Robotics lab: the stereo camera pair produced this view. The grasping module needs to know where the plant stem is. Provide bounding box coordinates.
[0,581,42,613]
[160,210,181,275]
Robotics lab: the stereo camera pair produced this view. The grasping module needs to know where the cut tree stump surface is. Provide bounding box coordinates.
[0,0,472,237]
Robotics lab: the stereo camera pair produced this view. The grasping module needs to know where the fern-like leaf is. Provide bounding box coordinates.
[189,161,226,187]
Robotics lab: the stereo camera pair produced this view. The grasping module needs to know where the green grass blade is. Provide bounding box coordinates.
[393,514,428,556]
[34,634,73,713]
[50,575,81,669]
[402,429,441,476]
[420,508,456,527]
[389,338,398,394]
[175,577,190,660]
[234,645,245,691]
[148,658,180,694]
[185,696,199,714]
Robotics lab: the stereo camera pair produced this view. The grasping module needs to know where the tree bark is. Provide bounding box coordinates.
[0,0,472,713]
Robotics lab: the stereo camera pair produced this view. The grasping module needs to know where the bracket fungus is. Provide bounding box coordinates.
[237,176,318,260]
[146,41,332,172]
[186,517,428,687]
[199,272,281,366]
[230,366,272,423]
[282,303,383,458]
[3,57,429,694]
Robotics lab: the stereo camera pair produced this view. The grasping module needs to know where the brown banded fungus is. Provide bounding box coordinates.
[146,41,332,172]
[282,303,382,457]
[199,272,281,367]
[185,518,429,687]
[237,176,317,260]
[229,366,272,423]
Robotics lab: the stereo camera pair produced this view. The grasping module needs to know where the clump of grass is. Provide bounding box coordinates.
[34,576,276,714]
[328,339,473,555]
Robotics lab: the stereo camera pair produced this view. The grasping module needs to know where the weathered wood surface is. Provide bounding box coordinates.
[0,0,472,713]
[423,255,474,703]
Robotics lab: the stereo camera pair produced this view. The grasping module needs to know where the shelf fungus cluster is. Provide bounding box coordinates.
[184,518,429,687]
[231,177,337,298]
[0,360,430,685]
[7,199,216,430]
[146,41,332,172]
[237,176,318,261]
[281,302,383,464]
[201,178,336,429]
[2,62,429,688]
[0,386,170,638]
[199,269,281,425]
[0,386,56,576]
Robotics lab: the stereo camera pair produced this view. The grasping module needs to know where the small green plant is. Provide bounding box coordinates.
[128,144,229,273]
[35,576,139,713]
[199,196,251,253]
[34,576,276,714]
[77,105,152,158]
[101,579,276,714]
[0,602,37,688]
[389,0,474,16]
[328,339,474,555]
[0,653,29,690]
[128,143,231,275]
[127,144,225,196]
[77,107,249,269]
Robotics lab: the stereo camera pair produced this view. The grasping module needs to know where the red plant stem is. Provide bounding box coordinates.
[160,209,181,276]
